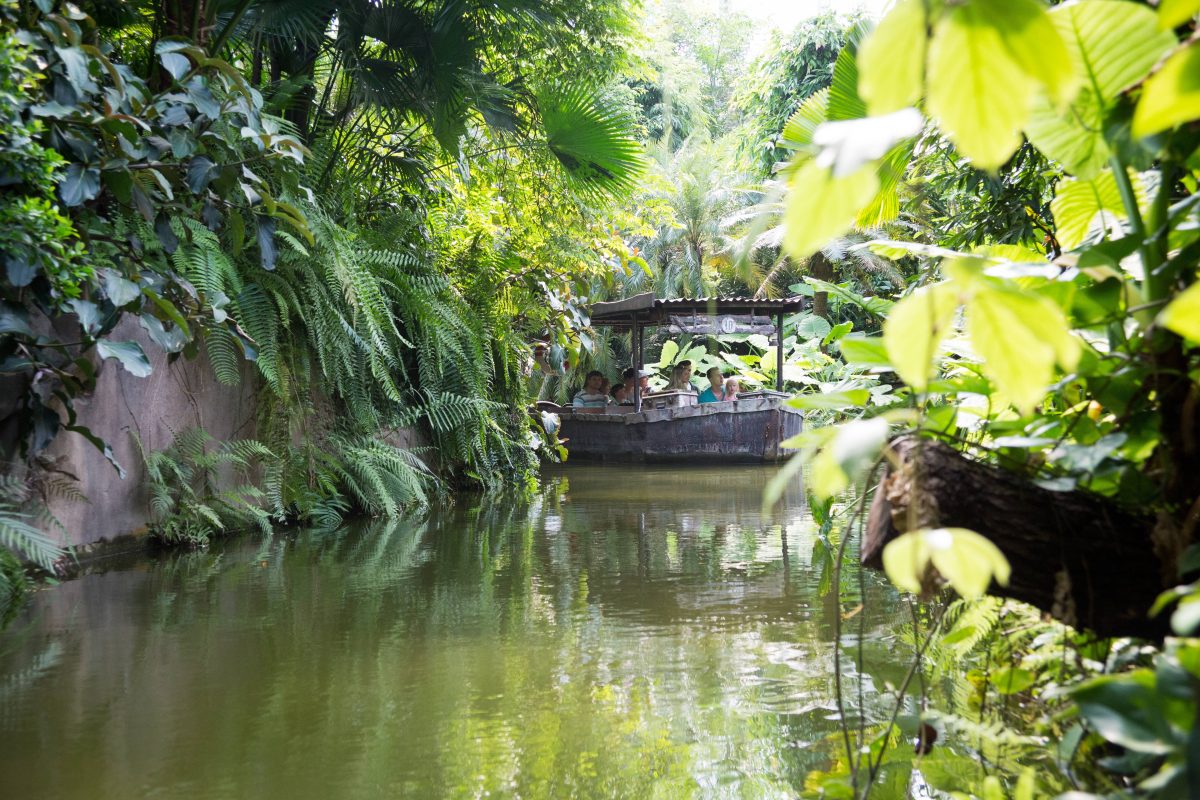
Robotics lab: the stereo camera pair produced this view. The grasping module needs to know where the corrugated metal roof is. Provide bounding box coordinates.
[589,292,806,327]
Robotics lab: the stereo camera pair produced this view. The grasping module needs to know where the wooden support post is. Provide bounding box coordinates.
[633,313,643,413]
[775,311,784,392]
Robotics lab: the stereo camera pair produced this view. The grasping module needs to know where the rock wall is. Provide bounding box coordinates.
[41,317,259,550]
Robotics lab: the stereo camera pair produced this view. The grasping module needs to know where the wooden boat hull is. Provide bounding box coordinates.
[558,397,802,463]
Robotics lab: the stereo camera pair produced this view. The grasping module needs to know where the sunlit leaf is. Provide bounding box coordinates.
[786,390,870,411]
[926,2,1035,170]
[992,666,1036,695]
[812,109,923,178]
[783,161,878,260]
[1132,43,1200,139]
[966,284,1081,414]
[1050,168,1144,251]
[1159,282,1200,342]
[810,417,890,500]
[1159,0,1200,28]
[858,0,926,114]
[883,282,959,391]
[978,0,1079,106]
[883,527,1011,599]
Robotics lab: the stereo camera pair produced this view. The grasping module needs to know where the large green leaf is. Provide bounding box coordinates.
[883,282,960,391]
[1027,0,1176,175]
[1160,281,1200,342]
[927,2,1034,170]
[1054,1,1175,102]
[1050,168,1144,250]
[783,161,878,260]
[781,88,829,149]
[980,0,1079,105]
[1025,92,1109,179]
[1072,672,1177,755]
[1133,43,1200,139]
[826,21,872,122]
[96,340,153,377]
[858,0,926,114]
[966,283,1081,414]
[1159,0,1200,28]
[540,85,644,198]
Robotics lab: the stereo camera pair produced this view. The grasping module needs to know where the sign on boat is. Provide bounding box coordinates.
[552,293,805,463]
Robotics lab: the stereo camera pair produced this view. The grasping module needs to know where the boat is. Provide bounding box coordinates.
[550,293,805,463]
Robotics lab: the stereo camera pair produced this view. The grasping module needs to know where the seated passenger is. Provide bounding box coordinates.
[724,377,741,401]
[698,367,729,403]
[621,367,652,403]
[667,360,696,392]
[572,370,609,411]
[611,382,628,404]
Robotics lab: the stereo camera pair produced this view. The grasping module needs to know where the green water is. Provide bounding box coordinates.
[0,465,906,799]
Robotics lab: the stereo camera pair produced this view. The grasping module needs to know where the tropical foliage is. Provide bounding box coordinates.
[771,0,1200,796]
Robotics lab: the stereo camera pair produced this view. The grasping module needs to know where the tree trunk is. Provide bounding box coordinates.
[809,251,832,320]
[862,436,1170,639]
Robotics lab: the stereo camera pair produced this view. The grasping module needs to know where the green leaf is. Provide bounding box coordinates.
[812,110,923,178]
[1160,282,1200,342]
[980,0,1080,106]
[811,417,890,500]
[787,389,870,411]
[96,340,153,377]
[826,21,870,121]
[823,321,853,346]
[796,315,832,340]
[883,282,960,391]
[159,52,191,81]
[781,89,828,149]
[784,161,878,260]
[1133,43,1200,139]
[6,253,34,287]
[1053,1,1175,102]
[1051,168,1144,251]
[883,527,1011,598]
[1072,671,1176,754]
[657,340,679,369]
[540,85,644,198]
[993,666,1036,695]
[54,46,98,96]
[68,299,100,334]
[101,269,141,307]
[139,314,187,353]
[839,335,892,368]
[858,0,926,114]
[1159,0,1200,28]
[966,283,1081,414]
[926,2,1035,170]
[1026,92,1109,179]
[1027,0,1174,177]
[60,164,100,206]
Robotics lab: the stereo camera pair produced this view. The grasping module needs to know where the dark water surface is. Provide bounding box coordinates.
[0,465,905,799]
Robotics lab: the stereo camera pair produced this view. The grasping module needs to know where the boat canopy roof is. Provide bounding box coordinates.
[588,293,806,329]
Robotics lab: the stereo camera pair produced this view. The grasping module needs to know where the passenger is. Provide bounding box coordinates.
[668,360,696,392]
[724,377,741,401]
[621,367,652,403]
[698,367,729,403]
[598,377,612,400]
[611,382,628,404]
[572,370,609,412]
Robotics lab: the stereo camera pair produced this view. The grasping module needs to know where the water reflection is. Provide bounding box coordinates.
[0,464,904,799]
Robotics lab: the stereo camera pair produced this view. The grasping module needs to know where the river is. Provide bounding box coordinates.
[0,464,909,799]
